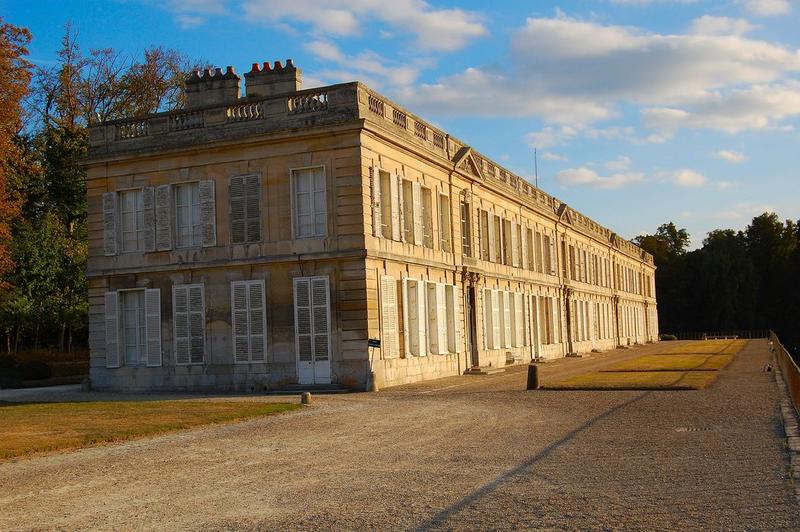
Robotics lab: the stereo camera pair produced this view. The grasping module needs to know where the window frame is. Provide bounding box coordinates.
[290,165,328,239]
[173,181,203,249]
[118,188,145,254]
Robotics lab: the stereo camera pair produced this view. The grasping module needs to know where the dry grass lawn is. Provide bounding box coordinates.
[661,339,747,355]
[544,370,719,390]
[603,354,734,372]
[0,400,300,460]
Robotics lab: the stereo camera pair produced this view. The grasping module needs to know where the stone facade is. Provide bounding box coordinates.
[85,60,657,392]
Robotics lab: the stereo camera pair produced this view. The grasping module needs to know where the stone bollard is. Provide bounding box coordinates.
[526,364,539,390]
[301,392,311,405]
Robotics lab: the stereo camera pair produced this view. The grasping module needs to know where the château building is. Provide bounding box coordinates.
[85,59,658,391]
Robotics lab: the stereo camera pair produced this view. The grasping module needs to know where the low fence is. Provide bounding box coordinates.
[663,330,769,340]
[771,331,800,418]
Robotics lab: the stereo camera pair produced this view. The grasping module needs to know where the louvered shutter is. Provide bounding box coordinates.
[398,178,407,243]
[389,175,401,241]
[549,235,557,274]
[487,214,496,262]
[249,281,266,362]
[142,187,156,252]
[371,167,382,237]
[144,288,162,367]
[380,276,399,359]
[232,282,250,362]
[453,286,463,353]
[483,289,492,349]
[503,291,513,348]
[102,192,118,256]
[521,227,529,271]
[476,209,483,260]
[427,283,447,355]
[311,277,330,365]
[514,292,524,347]
[155,185,172,251]
[199,180,216,247]
[104,291,120,368]
[230,176,246,244]
[491,290,501,348]
[411,182,423,245]
[510,220,519,267]
[294,278,313,365]
[552,297,560,343]
[173,285,190,365]
[403,278,412,356]
[245,175,261,242]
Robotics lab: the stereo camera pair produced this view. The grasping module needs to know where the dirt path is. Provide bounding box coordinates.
[0,340,796,530]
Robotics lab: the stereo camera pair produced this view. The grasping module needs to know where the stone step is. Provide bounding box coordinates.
[268,384,353,395]
[464,366,506,376]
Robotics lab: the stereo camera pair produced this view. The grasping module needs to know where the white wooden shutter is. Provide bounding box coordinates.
[403,278,412,356]
[102,192,118,256]
[294,278,313,366]
[433,283,447,355]
[552,297,560,343]
[411,280,427,356]
[491,289,501,349]
[390,174,401,241]
[511,220,519,267]
[230,176,246,244]
[521,227,529,271]
[144,288,162,367]
[173,285,190,365]
[104,291,120,368]
[412,182,423,245]
[311,277,330,365]
[245,175,261,243]
[453,286,463,353]
[155,184,172,251]
[549,235,557,274]
[514,292,524,347]
[371,167,382,238]
[487,214,496,262]
[398,177,407,243]
[249,281,266,362]
[199,180,216,247]
[232,282,249,363]
[503,291,512,348]
[380,276,399,359]
[483,289,491,349]
[142,186,156,252]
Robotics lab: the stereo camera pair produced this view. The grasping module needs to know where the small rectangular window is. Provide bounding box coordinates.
[292,166,327,238]
[379,170,392,239]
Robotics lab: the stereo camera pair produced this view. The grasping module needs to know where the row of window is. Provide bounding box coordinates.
[482,290,562,350]
[103,276,331,368]
[102,167,327,256]
[401,279,463,357]
[572,300,615,342]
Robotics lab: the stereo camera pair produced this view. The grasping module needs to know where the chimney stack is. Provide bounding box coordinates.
[184,66,241,109]
[244,59,302,99]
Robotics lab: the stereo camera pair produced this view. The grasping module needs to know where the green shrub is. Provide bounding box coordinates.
[17,360,52,381]
[0,366,22,388]
[660,334,678,341]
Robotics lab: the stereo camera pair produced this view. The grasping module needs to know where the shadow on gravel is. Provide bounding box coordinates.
[415,391,651,531]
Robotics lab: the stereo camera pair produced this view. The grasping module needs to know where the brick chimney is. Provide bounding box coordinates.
[244,59,302,98]
[184,66,241,109]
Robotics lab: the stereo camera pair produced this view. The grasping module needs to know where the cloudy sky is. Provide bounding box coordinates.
[6,0,799,245]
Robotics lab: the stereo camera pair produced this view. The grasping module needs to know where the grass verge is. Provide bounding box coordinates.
[602,354,734,372]
[0,400,300,460]
[660,339,747,355]
[544,370,719,391]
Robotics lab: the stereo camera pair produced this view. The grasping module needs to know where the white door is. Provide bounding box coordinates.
[294,276,331,385]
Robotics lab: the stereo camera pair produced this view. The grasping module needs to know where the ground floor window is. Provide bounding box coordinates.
[104,288,161,368]
[231,280,267,363]
[173,284,205,365]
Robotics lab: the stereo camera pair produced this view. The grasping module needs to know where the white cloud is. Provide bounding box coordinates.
[739,0,792,17]
[398,14,800,131]
[541,151,567,161]
[305,41,420,88]
[689,15,757,36]
[663,168,709,187]
[605,156,632,171]
[555,167,644,188]
[713,149,748,163]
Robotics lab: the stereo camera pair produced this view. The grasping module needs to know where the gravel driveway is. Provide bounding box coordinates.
[0,340,796,530]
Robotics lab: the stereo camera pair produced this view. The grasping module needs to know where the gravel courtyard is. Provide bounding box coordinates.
[0,340,797,530]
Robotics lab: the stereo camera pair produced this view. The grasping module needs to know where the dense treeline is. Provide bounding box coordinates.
[635,216,800,355]
[0,19,202,353]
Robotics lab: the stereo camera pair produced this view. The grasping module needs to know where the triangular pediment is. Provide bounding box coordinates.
[452,146,484,180]
[557,203,572,224]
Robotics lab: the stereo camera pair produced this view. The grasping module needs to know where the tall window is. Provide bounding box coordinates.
[535,231,543,273]
[292,166,327,238]
[231,280,267,363]
[402,180,414,243]
[175,182,202,248]
[121,290,146,366]
[119,189,144,252]
[173,284,205,365]
[503,219,512,265]
[526,228,534,270]
[493,215,502,263]
[438,194,451,252]
[421,187,433,249]
[379,170,392,238]
[543,234,553,274]
[460,201,472,257]
[480,210,490,260]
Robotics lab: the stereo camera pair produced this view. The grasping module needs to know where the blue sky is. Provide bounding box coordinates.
[4,0,799,246]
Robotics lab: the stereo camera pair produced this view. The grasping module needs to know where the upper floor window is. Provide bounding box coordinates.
[230,175,262,244]
[460,200,471,257]
[292,166,327,238]
[438,194,451,253]
[421,187,433,249]
[119,189,145,253]
[175,182,202,248]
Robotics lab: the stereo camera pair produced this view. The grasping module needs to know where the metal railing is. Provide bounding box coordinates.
[663,330,769,340]
[771,331,800,418]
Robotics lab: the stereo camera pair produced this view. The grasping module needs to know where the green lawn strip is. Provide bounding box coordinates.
[601,354,733,372]
[543,370,719,391]
[0,400,300,460]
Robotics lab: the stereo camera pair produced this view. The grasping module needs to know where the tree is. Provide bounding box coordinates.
[0,18,32,285]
